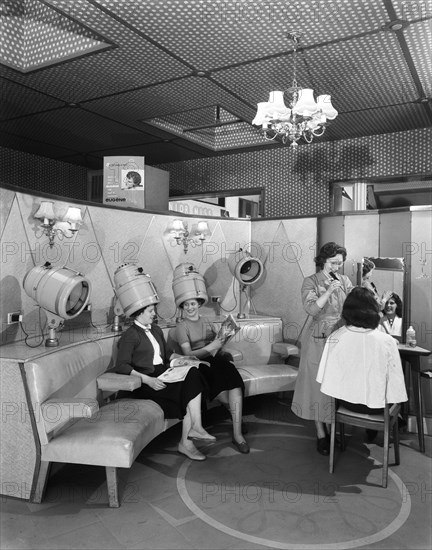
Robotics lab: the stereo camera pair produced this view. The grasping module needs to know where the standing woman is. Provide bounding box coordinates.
[115,303,215,461]
[291,242,353,455]
[174,297,249,454]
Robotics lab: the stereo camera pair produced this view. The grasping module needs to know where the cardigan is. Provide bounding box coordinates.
[115,323,168,376]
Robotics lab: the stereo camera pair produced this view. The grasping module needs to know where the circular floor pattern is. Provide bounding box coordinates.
[177,432,411,549]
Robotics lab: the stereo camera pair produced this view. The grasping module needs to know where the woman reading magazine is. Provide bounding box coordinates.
[115,303,215,461]
[174,298,249,454]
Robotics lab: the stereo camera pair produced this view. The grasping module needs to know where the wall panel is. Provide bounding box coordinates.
[379,211,411,258]
[344,213,380,284]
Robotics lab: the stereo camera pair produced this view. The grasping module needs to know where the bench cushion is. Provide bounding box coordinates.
[238,364,298,397]
[42,399,165,468]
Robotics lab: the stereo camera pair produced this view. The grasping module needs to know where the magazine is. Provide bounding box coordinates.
[157,355,210,383]
[216,314,241,345]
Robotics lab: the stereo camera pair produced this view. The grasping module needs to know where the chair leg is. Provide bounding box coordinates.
[31,461,51,503]
[393,420,400,465]
[339,423,346,451]
[106,466,120,508]
[329,419,336,474]
[382,424,390,488]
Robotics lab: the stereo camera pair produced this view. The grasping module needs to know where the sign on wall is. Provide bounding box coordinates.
[103,156,145,208]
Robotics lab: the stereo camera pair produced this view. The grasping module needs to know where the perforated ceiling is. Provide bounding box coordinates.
[0,0,431,168]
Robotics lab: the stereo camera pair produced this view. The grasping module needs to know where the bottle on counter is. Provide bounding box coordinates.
[406,325,416,347]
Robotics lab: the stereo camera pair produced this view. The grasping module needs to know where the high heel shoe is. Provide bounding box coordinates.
[187,430,216,442]
[178,443,206,461]
[232,439,250,454]
[317,437,330,456]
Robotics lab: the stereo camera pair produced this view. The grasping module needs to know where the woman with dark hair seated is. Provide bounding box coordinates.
[115,303,214,461]
[316,287,407,440]
[380,293,403,338]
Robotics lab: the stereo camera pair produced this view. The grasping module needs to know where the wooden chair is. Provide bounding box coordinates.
[329,400,401,488]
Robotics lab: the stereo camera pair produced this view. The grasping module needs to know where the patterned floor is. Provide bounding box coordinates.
[1,394,431,550]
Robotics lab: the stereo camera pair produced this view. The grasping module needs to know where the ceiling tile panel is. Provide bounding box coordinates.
[0,0,111,72]
[0,80,64,119]
[0,132,76,159]
[1,0,191,101]
[215,32,419,113]
[86,77,253,123]
[95,0,390,68]
[323,103,431,141]
[0,108,155,152]
[403,23,432,97]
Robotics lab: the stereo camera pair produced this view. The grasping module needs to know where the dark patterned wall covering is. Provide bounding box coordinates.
[1,128,430,214]
[0,146,88,199]
[158,128,432,218]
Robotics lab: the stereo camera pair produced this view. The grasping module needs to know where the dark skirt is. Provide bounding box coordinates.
[126,364,205,420]
[339,400,384,415]
[198,353,245,401]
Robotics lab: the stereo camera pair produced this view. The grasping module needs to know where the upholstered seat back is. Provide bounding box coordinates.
[23,337,120,445]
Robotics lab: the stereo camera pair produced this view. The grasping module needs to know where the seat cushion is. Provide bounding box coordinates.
[42,399,166,468]
[337,405,385,423]
[238,364,298,397]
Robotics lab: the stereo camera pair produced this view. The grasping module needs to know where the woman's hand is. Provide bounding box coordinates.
[381,290,393,303]
[142,374,166,391]
[207,338,223,353]
[326,280,342,294]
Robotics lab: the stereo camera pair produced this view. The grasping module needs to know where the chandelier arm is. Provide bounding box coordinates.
[312,126,326,137]
[263,131,278,141]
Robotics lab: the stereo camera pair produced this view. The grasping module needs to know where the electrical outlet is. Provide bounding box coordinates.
[7,312,22,324]
[211,296,221,303]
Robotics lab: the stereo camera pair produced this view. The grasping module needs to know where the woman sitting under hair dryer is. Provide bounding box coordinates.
[172,263,249,454]
[115,274,213,462]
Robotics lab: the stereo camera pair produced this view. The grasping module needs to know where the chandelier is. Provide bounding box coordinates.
[252,34,338,149]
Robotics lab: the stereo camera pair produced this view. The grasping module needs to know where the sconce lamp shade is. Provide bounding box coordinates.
[172,219,185,232]
[23,264,91,320]
[34,201,55,222]
[196,221,209,234]
[64,207,82,230]
[172,263,208,307]
[228,249,264,286]
[113,264,159,317]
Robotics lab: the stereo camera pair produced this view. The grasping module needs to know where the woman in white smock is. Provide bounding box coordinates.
[317,286,407,417]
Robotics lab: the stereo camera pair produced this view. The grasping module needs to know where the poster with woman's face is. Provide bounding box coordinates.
[103,157,145,208]
[121,169,144,190]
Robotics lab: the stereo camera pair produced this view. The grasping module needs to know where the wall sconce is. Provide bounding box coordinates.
[168,219,210,254]
[34,201,83,248]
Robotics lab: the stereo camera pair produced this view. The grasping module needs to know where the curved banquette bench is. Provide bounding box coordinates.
[20,323,299,508]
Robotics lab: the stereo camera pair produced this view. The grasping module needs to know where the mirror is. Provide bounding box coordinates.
[169,188,264,219]
[358,257,406,338]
